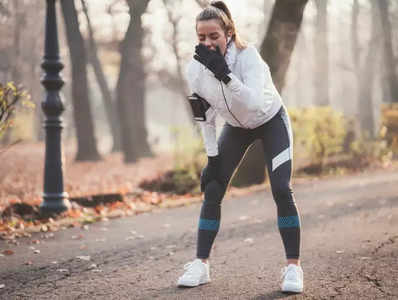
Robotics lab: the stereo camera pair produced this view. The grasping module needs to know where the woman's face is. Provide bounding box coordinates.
[196,19,230,55]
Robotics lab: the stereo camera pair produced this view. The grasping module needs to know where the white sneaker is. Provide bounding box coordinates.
[177,259,211,287]
[280,264,303,293]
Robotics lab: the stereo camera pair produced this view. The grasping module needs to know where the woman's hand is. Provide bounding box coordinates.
[194,44,231,84]
[200,155,220,192]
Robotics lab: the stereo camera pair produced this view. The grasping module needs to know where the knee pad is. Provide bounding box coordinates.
[204,180,226,206]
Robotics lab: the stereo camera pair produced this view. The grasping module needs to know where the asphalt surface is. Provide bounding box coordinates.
[0,169,397,299]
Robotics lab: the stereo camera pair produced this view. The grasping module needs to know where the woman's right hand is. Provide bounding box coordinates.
[200,155,220,192]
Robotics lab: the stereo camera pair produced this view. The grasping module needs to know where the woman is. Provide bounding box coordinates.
[178,1,303,293]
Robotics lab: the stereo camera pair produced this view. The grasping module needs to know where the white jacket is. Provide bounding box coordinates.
[185,42,282,156]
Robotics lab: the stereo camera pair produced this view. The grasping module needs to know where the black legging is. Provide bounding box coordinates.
[197,106,301,259]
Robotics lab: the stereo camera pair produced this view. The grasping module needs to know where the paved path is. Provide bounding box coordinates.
[1,169,397,299]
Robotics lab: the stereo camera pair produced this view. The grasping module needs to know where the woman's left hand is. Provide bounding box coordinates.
[194,44,231,84]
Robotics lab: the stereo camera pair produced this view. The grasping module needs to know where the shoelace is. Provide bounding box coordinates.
[183,261,201,277]
[281,266,299,281]
[184,262,194,270]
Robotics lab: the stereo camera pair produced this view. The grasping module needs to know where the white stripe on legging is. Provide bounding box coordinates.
[272,107,293,172]
[272,147,291,171]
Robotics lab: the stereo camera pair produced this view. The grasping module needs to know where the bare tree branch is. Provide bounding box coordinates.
[194,0,208,9]
[0,1,10,17]
[106,0,124,14]
[161,0,196,129]
[81,0,121,151]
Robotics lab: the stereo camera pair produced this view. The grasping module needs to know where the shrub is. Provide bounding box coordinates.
[289,106,347,168]
[171,126,206,177]
[380,103,398,156]
[139,127,206,195]
[0,82,34,139]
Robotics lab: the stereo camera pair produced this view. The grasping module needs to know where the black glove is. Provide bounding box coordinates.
[194,44,231,84]
[200,155,220,192]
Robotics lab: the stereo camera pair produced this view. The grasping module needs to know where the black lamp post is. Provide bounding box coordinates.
[40,0,70,214]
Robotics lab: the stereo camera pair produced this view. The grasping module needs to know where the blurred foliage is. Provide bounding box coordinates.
[348,134,392,168]
[171,126,206,172]
[140,127,206,195]
[291,106,395,175]
[0,82,34,139]
[289,106,347,167]
[141,107,398,192]
[380,103,398,156]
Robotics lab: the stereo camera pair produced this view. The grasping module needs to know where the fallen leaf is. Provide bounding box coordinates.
[360,257,371,260]
[76,255,91,261]
[44,233,54,239]
[57,269,69,273]
[3,250,14,256]
[72,234,84,240]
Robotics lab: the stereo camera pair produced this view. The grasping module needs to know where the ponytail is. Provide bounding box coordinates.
[210,1,232,20]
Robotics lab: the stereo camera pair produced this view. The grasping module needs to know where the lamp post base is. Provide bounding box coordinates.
[39,192,70,215]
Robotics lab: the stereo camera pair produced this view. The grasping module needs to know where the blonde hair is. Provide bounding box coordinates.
[196,1,247,49]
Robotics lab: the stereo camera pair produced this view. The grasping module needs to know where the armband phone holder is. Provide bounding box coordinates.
[187,93,210,121]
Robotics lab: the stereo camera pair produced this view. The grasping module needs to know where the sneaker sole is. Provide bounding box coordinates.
[177,279,211,288]
[281,282,303,293]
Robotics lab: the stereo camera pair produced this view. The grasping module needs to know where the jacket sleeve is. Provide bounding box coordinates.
[225,46,273,110]
[199,107,218,156]
[185,60,219,156]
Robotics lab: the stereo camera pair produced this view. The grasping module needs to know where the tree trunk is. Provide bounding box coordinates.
[60,0,101,161]
[260,0,308,92]
[351,0,360,74]
[358,1,380,137]
[80,0,122,152]
[11,0,22,84]
[116,0,152,163]
[377,0,398,103]
[258,0,274,43]
[313,0,329,106]
[233,0,308,187]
